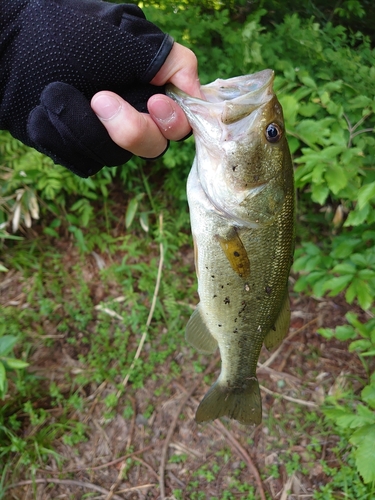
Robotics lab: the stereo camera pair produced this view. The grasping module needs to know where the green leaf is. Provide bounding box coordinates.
[362,384,375,410]
[334,325,357,341]
[125,198,138,229]
[2,358,29,370]
[139,212,149,233]
[317,327,334,339]
[361,350,375,357]
[350,253,369,267]
[345,282,355,305]
[357,181,375,210]
[125,193,144,230]
[356,282,373,310]
[331,263,356,275]
[349,339,372,353]
[356,404,375,423]
[299,75,317,88]
[0,336,18,356]
[358,269,375,280]
[312,276,331,297]
[350,424,375,483]
[311,183,330,205]
[331,239,361,259]
[279,95,299,125]
[325,163,348,194]
[43,227,60,238]
[335,413,358,428]
[344,204,370,227]
[0,362,5,394]
[323,274,353,295]
[323,406,348,422]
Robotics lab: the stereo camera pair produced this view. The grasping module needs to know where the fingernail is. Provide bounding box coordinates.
[151,98,176,126]
[91,94,121,120]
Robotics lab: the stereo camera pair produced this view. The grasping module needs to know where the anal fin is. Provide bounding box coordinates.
[263,292,291,350]
[186,305,218,354]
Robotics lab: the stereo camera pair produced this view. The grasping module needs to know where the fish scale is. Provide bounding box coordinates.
[167,69,295,425]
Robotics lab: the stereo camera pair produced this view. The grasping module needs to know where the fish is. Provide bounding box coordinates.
[166,69,295,425]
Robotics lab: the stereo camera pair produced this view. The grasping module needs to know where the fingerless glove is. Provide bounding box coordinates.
[0,0,174,176]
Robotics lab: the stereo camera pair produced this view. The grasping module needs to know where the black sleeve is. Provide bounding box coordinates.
[0,0,174,177]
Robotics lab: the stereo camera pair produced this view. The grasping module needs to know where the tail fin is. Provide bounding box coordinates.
[195,378,262,425]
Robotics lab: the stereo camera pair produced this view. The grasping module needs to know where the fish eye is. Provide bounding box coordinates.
[265,123,282,143]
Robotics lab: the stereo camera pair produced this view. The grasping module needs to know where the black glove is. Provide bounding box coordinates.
[0,0,174,177]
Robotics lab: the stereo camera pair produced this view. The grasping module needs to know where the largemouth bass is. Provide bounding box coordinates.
[167,70,295,425]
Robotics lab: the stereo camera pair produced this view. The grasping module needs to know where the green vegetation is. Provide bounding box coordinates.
[1,0,374,497]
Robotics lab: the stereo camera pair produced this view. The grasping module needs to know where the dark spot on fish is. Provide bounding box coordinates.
[238,301,247,316]
[233,328,238,333]
[211,275,215,278]
[233,251,240,257]
[224,297,230,304]
[213,294,217,298]
[272,325,276,331]
[266,286,272,295]
[232,165,237,172]
[234,318,237,323]
[218,324,222,327]
[221,285,224,289]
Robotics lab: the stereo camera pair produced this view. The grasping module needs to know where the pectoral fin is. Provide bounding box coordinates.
[263,293,291,350]
[186,305,218,354]
[217,228,250,278]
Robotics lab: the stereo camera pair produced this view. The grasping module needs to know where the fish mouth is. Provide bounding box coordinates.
[166,69,274,128]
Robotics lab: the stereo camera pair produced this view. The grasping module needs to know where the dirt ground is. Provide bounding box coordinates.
[0,240,368,500]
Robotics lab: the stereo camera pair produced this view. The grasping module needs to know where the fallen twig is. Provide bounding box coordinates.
[3,478,123,500]
[133,456,159,481]
[106,215,165,499]
[105,461,127,500]
[103,448,158,499]
[38,444,155,474]
[116,213,164,397]
[117,483,156,493]
[260,384,318,408]
[158,354,221,499]
[280,473,295,500]
[212,420,267,500]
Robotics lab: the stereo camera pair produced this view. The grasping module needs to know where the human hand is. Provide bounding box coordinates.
[91,42,201,159]
[1,0,180,177]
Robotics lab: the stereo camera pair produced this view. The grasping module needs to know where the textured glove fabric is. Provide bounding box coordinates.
[0,0,174,176]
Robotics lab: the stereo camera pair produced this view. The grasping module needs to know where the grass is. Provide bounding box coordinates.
[0,190,374,499]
